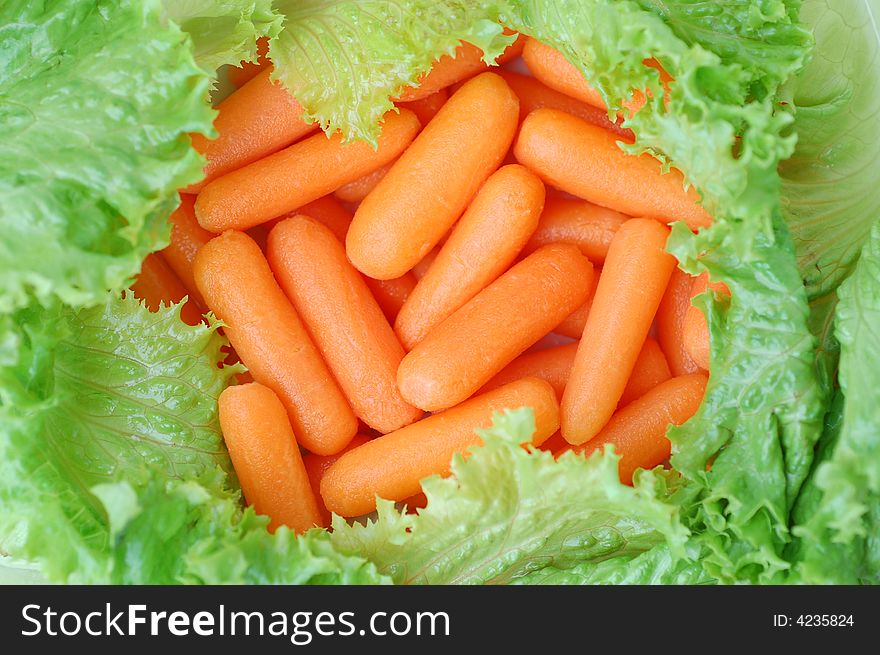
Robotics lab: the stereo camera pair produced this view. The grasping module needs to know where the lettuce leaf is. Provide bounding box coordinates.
[330,409,690,584]
[269,0,515,144]
[667,217,826,583]
[0,0,214,314]
[163,0,283,73]
[512,544,714,585]
[789,220,880,584]
[780,0,880,386]
[0,294,237,581]
[92,473,389,585]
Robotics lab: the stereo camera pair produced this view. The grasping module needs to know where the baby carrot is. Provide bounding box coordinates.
[227,36,270,87]
[303,434,372,526]
[364,273,418,323]
[218,383,323,532]
[397,88,449,126]
[395,33,525,102]
[522,38,605,109]
[194,231,357,455]
[561,219,677,445]
[617,337,672,407]
[514,108,713,230]
[267,216,422,433]
[321,377,559,516]
[682,273,730,371]
[161,194,212,306]
[560,373,707,484]
[334,91,449,204]
[334,162,393,203]
[480,342,579,399]
[131,253,205,326]
[395,164,546,350]
[187,68,318,193]
[553,271,600,339]
[495,70,633,140]
[347,73,520,280]
[523,196,629,264]
[398,243,593,411]
[196,109,420,233]
[656,268,700,376]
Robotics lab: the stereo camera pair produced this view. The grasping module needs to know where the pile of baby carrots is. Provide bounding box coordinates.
[132,32,726,534]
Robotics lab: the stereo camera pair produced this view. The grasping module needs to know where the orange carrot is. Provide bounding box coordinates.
[398,243,592,411]
[523,196,629,264]
[194,231,357,455]
[303,434,372,526]
[395,164,545,349]
[187,68,318,193]
[218,382,323,532]
[553,271,600,338]
[494,69,633,140]
[522,38,606,109]
[397,88,449,126]
[480,342,578,399]
[334,90,449,204]
[561,219,676,444]
[682,273,730,371]
[131,253,205,326]
[196,109,420,233]
[227,36,270,88]
[617,337,672,407]
[395,33,525,102]
[334,162,393,203]
[514,108,713,231]
[321,377,559,516]
[559,373,707,484]
[267,216,422,433]
[364,273,418,324]
[347,73,520,280]
[161,194,213,306]
[656,267,701,376]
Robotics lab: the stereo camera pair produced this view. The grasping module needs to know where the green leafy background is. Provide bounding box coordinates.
[1,0,878,584]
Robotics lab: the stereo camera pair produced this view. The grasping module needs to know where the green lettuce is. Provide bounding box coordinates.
[0,295,237,581]
[789,220,880,584]
[0,0,215,314]
[0,294,386,584]
[330,409,690,584]
[780,0,880,386]
[163,0,283,73]
[667,218,826,583]
[92,473,389,585]
[269,0,516,144]
[513,544,713,585]
[2,0,878,587]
